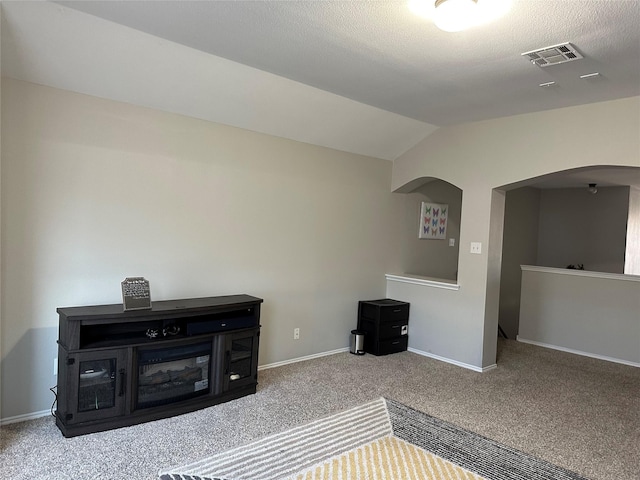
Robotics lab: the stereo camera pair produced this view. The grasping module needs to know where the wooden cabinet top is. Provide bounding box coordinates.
[57,294,263,322]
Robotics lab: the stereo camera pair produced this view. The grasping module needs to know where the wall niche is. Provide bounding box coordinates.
[399,179,462,282]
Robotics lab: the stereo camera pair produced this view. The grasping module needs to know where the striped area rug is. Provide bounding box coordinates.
[158,398,589,480]
[287,435,485,480]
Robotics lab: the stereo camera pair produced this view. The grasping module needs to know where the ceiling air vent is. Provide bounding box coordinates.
[521,43,583,67]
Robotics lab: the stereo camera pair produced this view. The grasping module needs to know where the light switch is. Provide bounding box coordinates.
[449,238,456,247]
[470,242,482,254]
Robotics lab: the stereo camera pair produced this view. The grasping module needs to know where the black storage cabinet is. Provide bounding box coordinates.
[357,299,409,355]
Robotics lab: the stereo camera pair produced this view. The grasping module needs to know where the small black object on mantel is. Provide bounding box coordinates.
[121,277,152,311]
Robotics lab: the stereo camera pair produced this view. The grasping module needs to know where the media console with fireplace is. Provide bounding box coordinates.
[55,294,262,437]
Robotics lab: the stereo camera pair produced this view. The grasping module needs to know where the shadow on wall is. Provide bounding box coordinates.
[398,178,462,282]
[1,326,59,420]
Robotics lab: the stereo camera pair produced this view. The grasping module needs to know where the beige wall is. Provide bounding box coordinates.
[0,78,404,419]
[391,96,640,369]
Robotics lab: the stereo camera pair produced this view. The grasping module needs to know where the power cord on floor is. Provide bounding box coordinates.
[49,385,57,417]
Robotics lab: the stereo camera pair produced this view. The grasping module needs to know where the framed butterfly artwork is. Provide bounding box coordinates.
[419,202,448,239]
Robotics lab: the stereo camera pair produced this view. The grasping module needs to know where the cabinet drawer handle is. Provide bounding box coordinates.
[391,325,400,329]
[392,341,400,345]
[393,309,402,312]
[118,369,126,397]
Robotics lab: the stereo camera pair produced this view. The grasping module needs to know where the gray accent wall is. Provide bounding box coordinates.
[498,188,541,340]
[536,186,630,273]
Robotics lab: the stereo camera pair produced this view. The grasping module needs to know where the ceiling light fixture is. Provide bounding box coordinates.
[588,183,598,194]
[409,0,512,32]
[433,0,478,32]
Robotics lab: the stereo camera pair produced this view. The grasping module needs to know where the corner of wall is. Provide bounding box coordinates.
[482,189,505,367]
[1,0,4,419]
[624,186,640,274]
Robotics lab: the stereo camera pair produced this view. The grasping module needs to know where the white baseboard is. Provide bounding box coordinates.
[1,409,51,426]
[8,346,495,425]
[407,347,496,373]
[516,336,640,368]
[0,348,352,427]
[258,347,350,371]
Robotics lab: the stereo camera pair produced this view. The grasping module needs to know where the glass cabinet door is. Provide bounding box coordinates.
[225,328,259,391]
[78,357,117,412]
[66,350,127,424]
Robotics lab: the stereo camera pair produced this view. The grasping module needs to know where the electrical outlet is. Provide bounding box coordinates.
[470,242,482,254]
[293,328,300,340]
[449,238,455,247]
[54,357,58,376]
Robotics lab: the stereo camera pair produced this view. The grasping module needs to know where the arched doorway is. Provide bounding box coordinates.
[495,165,640,342]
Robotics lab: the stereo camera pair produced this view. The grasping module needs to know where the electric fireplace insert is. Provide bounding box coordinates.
[137,341,211,409]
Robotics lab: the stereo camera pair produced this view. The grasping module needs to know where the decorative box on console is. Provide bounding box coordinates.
[357,298,409,356]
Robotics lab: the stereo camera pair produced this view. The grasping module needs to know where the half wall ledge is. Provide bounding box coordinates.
[519,265,640,367]
[385,273,460,291]
[520,265,640,282]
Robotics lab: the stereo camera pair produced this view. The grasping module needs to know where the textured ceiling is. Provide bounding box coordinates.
[1,0,639,169]
[2,1,439,160]
[53,0,640,126]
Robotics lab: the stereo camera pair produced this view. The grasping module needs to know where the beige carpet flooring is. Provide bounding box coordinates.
[1,339,638,480]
